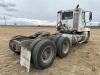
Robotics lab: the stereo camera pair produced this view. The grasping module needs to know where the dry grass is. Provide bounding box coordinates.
[0,26,100,75]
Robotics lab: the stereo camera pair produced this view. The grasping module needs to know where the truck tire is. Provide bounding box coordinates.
[57,36,70,58]
[11,35,26,40]
[53,35,61,45]
[28,39,42,63]
[34,31,50,37]
[32,39,56,69]
[28,39,41,51]
[9,40,20,54]
[9,35,26,54]
[83,31,90,43]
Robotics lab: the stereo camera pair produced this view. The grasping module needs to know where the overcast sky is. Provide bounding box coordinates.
[0,0,100,25]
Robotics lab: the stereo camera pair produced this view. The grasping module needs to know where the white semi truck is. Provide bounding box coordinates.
[9,5,92,70]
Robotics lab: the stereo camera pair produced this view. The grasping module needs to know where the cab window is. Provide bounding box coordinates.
[62,12,73,20]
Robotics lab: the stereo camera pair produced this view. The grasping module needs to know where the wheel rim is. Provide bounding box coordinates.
[63,41,69,54]
[41,46,54,63]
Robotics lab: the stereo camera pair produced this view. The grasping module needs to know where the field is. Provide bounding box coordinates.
[0,26,100,75]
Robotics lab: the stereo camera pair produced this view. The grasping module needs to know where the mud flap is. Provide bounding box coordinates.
[20,47,31,72]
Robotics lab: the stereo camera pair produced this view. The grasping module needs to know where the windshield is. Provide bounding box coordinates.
[62,12,73,20]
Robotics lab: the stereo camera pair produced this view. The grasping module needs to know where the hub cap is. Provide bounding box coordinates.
[41,46,54,63]
[63,41,69,54]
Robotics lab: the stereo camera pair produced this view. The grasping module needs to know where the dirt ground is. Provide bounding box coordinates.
[0,26,100,75]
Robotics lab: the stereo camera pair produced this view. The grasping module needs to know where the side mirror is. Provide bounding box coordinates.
[89,12,92,21]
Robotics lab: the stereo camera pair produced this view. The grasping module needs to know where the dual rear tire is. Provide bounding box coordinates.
[30,39,56,69]
[56,36,70,58]
[53,35,70,57]
[30,36,70,69]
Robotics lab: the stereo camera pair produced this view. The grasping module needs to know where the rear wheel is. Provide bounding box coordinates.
[57,37,70,58]
[9,35,26,54]
[31,39,56,69]
[28,39,41,63]
[53,35,61,45]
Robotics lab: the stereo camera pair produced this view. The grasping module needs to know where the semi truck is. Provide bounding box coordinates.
[9,5,92,71]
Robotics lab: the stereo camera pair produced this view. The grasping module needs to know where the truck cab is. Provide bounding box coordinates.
[57,8,92,33]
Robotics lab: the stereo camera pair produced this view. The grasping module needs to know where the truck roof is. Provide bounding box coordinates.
[58,8,84,13]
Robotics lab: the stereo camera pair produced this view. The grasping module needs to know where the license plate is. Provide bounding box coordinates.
[20,47,31,72]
